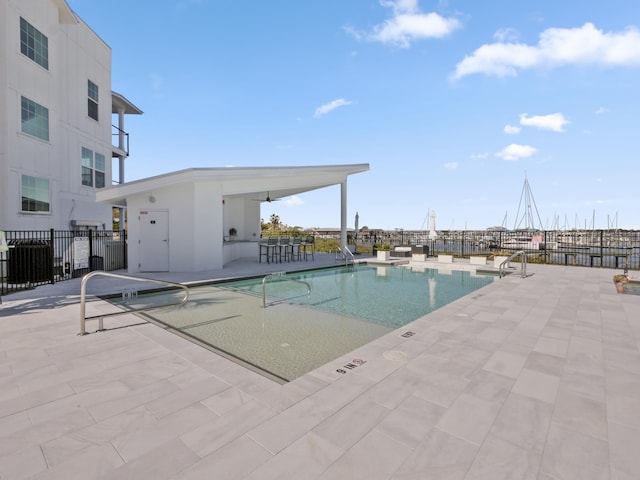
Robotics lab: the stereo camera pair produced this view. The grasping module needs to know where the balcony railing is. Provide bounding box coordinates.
[112,124,130,156]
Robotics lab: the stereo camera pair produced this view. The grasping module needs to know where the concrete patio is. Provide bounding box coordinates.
[1,256,639,479]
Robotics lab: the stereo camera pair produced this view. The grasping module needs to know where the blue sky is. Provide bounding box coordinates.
[68,0,640,230]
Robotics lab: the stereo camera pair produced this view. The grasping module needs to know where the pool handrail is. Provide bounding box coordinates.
[79,271,190,335]
[499,250,527,278]
[342,246,356,267]
[262,272,311,307]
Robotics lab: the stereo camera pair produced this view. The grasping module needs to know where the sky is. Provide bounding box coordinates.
[67,0,640,231]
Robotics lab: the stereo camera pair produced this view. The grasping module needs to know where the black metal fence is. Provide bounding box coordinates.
[1,229,127,296]
[354,229,640,271]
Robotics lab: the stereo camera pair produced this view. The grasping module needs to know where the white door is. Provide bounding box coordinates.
[139,210,169,271]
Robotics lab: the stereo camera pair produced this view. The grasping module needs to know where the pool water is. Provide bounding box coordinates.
[223,265,493,328]
[126,265,494,382]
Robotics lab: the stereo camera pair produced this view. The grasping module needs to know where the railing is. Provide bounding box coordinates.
[112,124,130,156]
[79,271,189,335]
[499,250,527,278]
[1,229,127,296]
[262,272,311,307]
[342,246,356,267]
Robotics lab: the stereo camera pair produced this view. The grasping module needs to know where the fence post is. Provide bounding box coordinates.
[461,231,465,257]
[600,230,604,267]
[123,230,128,270]
[89,229,94,271]
[49,228,55,284]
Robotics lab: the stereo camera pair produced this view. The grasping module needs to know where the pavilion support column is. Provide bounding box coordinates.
[117,108,126,232]
[340,180,347,251]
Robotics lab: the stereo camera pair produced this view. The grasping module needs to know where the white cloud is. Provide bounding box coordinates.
[595,107,609,114]
[313,98,353,118]
[283,195,304,207]
[452,22,640,80]
[347,0,461,48]
[504,124,521,134]
[444,162,458,169]
[470,152,489,159]
[496,144,537,161]
[494,27,520,42]
[520,112,569,132]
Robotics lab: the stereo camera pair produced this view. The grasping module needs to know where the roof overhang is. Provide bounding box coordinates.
[96,164,370,207]
[54,0,78,24]
[112,91,143,115]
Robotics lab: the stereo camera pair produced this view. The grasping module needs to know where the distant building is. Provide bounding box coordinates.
[0,0,141,231]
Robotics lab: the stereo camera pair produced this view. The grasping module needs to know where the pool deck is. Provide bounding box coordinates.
[1,254,640,479]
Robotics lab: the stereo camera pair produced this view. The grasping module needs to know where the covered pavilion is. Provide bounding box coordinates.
[96,164,369,272]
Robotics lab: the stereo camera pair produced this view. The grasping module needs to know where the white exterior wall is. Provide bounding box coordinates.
[125,183,227,273]
[0,0,113,231]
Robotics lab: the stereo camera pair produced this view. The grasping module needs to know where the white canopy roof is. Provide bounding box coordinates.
[97,164,370,207]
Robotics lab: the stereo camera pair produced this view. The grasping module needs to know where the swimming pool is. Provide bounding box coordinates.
[126,265,494,382]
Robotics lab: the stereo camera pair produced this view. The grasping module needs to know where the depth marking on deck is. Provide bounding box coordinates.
[336,358,367,375]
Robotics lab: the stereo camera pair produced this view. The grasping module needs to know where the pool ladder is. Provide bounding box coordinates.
[499,250,528,278]
[336,246,356,268]
[262,272,311,307]
[79,271,189,335]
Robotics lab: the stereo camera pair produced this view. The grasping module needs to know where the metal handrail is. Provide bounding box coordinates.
[79,271,189,335]
[262,272,311,307]
[499,250,527,278]
[342,246,356,267]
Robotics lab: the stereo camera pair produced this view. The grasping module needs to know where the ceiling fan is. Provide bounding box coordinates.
[252,192,280,203]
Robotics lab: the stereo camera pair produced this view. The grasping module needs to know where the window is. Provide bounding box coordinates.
[88,80,99,121]
[21,175,50,213]
[20,17,48,69]
[21,96,49,141]
[82,148,106,188]
[95,153,105,188]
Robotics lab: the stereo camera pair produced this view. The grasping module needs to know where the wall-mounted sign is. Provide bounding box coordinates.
[73,237,90,269]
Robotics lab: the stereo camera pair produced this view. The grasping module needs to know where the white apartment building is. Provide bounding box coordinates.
[0,0,141,232]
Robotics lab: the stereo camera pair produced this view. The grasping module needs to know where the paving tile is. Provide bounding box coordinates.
[565,336,604,376]
[145,376,230,418]
[560,369,606,403]
[435,393,503,446]
[0,382,74,419]
[608,422,640,479]
[606,392,640,431]
[101,438,200,480]
[313,396,391,450]
[200,386,253,415]
[178,396,273,452]
[552,389,607,440]
[392,428,478,480]
[317,429,412,480]
[244,431,344,480]
[540,422,610,480]
[523,351,566,377]
[246,393,336,455]
[482,350,527,378]
[171,435,272,480]
[30,444,124,480]
[0,408,96,459]
[490,393,553,453]
[0,444,47,479]
[464,369,514,403]
[361,369,421,410]
[87,379,179,422]
[464,433,542,480]
[112,403,219,462]
[375,394,445,448]
[511,368,560,404]
[534,336,569,357]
